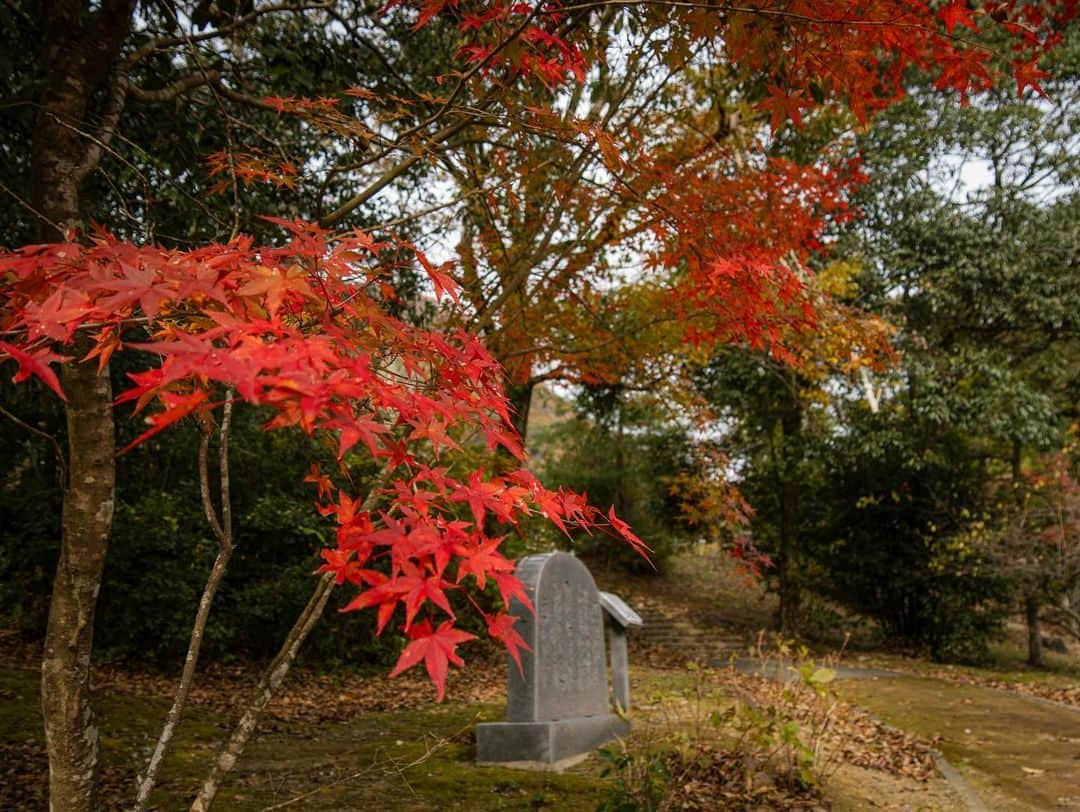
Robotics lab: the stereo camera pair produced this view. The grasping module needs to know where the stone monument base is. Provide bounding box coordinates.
[475,714,629,766]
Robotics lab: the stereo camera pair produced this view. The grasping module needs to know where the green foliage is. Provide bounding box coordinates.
[0,379,65,636]
[694,33,1079,656]
[802,410,1011,662]
[0,371,409,667]
[534,387,702,574]
[596,743,670,812]
[722,644,840,790]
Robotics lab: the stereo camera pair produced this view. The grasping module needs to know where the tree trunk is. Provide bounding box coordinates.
[191,573,336,811]
[777,476,801,634]
[505,380,534,445]
[135,399,235,811]
[1026,595,1044,668]
[189,467,389,810]
[41,356,115,812]
[777,395,802,635]
[31,2,133,809]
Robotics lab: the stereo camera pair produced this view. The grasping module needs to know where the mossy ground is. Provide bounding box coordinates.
[5,549,1079,810]
[837,675,1080,811]
[0,664,612,810]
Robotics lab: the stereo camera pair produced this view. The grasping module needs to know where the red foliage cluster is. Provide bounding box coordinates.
[0,219,644,698]
[3,0,1074,700]
[396,0,1075,109]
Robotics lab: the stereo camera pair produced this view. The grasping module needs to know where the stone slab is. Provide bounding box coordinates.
[506,552,609,723]
[599,591,643,628]
[475,714,630,765]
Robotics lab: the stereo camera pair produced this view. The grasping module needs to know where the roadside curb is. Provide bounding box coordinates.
[723,660,990,811]
[929,750,989,812]
[858,712,988,812]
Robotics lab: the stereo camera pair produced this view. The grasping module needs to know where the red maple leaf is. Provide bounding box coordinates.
[118,389,210,455]
[607,505,652,560]
[454,535,514,589]
[486,611,529,676]
[0,341,69,400]
[760,85,814,131]
[1014,58,1050,96]
[493,571,534,614]
[303,463,334,500]
[939,1,979,34]
[389,619,476,701]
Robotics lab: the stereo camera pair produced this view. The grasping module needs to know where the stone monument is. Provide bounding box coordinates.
[475,551,640,768]
[599,590,643,713]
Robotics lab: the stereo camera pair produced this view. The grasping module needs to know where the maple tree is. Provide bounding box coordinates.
[2,1,1076,810]
[1,218,643,809]
[1,216,647,626]
[222,1,1076,443]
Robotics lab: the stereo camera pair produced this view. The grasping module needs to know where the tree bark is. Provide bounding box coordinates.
[776,394,802,635]
[1025,594,1044,668]
[31,2,134,809]
[505,380,534,445]
[189,468,389,810]
[41,355,116,812]
[134,397,234,811]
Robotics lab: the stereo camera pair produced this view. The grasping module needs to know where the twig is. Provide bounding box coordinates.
[133,391,235,812]
[190,462,393,811]
[0,179,64,236]
[0,404,68,488]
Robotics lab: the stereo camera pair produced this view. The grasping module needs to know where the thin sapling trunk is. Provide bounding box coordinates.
[134,394,234,811]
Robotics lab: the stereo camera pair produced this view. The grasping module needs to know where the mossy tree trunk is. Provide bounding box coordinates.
[31,1,133,808]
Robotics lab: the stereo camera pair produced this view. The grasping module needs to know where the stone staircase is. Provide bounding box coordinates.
[625,595,748,664]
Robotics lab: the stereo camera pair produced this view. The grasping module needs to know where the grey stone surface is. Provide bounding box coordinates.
[505,552,609,723]
[476,552,634,765]
[599,591,643,628]
[476,714,630,765]
[599,590,641,712]
[607,624,632,712]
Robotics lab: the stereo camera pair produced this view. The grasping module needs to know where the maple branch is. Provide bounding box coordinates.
[535,0,946,32]
[210,81,282,112]
[318,112,478,227]
[127,1,335,68]
[134,391,235,812]
[395,7,539,145]
[0,178,64,235]
[153,0,249,239]
[128,70,221,104]
[198,421,226,543]
[0,404,67,489]
[319,3,596,228]
[190,462,392,812]
[371,165,549,232]
[73,68,129,186]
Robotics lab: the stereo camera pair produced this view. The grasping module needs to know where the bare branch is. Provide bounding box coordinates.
[190,463,393,811]
[127,1,335,68]
[134,392,236,811]
[0,178,65,235]
[198,422,226,544]
[0,404,67,488]
[318,112,478,227]
[128,70,221,104]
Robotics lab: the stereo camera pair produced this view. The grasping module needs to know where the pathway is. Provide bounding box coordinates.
[624,583,1080,811]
